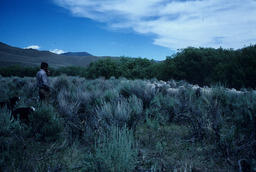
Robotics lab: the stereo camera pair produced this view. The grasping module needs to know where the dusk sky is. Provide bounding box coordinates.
[1,0,256,60]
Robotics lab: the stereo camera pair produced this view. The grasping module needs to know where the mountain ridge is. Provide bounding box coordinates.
[61,52,93,57]
[0,42,101,67]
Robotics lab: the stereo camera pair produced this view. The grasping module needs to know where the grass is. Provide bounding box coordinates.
[0,75,255,171]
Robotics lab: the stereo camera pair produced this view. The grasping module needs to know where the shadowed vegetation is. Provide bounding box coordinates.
[0,75,255,171]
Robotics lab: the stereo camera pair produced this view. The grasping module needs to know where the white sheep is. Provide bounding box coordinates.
[228,88,243,94]
[146,83,156,90]
[201,87,212,95]
[166,88,179,94]
[191,85,200,90]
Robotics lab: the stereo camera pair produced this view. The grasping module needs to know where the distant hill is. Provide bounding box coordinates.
[0,42,101,67]
[61,52,93,57]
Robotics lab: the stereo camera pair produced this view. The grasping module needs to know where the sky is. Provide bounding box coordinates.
[0,0,256,60]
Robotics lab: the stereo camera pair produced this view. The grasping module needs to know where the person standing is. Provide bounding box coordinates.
[36,62,50,101]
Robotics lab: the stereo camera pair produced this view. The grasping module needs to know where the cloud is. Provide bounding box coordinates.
[54,0,256,50]
[24,45,40,50]
[50,49,65,54]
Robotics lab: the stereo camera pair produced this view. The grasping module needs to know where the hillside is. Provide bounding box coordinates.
[0,42,101,67]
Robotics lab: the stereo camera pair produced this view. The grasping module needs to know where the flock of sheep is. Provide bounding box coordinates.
[145,80,253,96]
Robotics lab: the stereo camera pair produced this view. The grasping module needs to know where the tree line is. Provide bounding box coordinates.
[0,45,255,89]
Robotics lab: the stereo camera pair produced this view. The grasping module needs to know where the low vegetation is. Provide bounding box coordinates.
[0,75,255,171]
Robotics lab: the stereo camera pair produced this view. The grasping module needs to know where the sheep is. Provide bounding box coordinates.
[228,88,243,95]
[0,96,20,110]
[201,87,212,95]
[11,106,35,124]
[166,88,179,94]
[191,85,200,90]
[146,81,174,94]
[146,83,156,90]
[159,80,167,85]
[167,80,177,88]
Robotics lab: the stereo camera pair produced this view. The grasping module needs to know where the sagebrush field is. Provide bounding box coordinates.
[0,75,255,171]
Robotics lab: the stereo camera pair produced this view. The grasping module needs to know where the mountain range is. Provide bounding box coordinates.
[0,42,103,67]
[61,52,93,57]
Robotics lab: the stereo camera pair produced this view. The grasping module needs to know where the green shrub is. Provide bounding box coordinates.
[52,74,71,92]
[217,92,256,160]
[30,103,64,142]
[95,95,143,131]
[57,88,81,118]
[103,89,120,103]
[90,126,137,172]
[0,107,29,171]
[126,95,143,129]
[119,80,157,108]
[0,65,38,77]
[1,75,256,171]
[146,93,176,124]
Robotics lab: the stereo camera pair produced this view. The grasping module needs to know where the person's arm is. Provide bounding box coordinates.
[45,69,51,76]
[42,72,50,90]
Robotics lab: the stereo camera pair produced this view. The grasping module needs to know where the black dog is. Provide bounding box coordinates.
[11,106,35,124]
[0,96,20,110]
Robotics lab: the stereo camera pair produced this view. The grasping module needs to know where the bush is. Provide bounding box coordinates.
[52,74,71,92]
[95,95,143,131]
[217,91,256,160]
[57,88,81,118]
[30,103,64,142]
[88,126,137,172]
[0,107,29,171]
[1,76,256,171]
[119,80,157,108]
[146,93,176,124]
